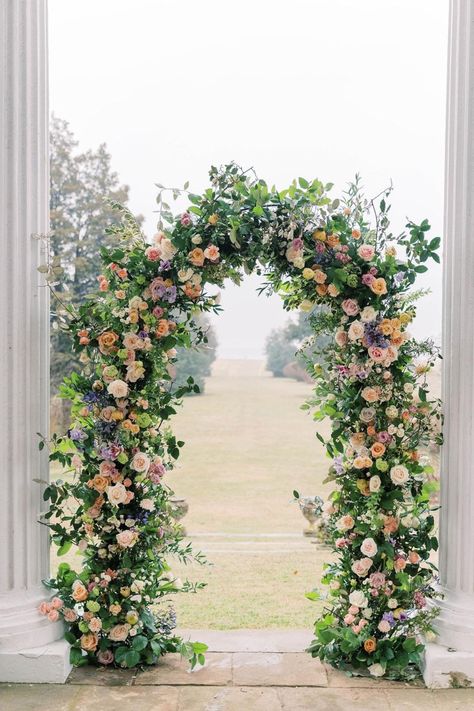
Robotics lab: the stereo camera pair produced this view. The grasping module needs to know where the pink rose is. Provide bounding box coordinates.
[152,305,164,318]
[131,452,151,473]
[335,330,348,347]
[369,572,386,589]
[145,246,161,261]
[116,530,139,548]
[63,608,78,623]
[51,596,64,610]
[47,609,60,622]
[97,649,114,665]
[344,614,355,625]
[180,212,192,227]
[360,537,378,557]
[368,346,387,363]
[341,299,359,316]
[357,244,375,261]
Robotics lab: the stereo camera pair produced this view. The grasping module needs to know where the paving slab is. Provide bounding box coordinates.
[0,683,85,711]
[232,652,327,687]
[278,687,389,710]
[134,652,232,686]
[177,628,313,652]
[325,664,424,689]
[67,665,135,686]
[177,685,281,711]
[73,685,180,711]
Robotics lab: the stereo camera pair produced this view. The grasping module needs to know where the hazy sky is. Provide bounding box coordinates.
[49,0,448,358]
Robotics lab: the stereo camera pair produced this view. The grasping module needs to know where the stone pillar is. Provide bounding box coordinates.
[423,0,474,689]
[0,0,70,683]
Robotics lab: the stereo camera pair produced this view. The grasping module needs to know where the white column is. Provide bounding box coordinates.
[423,0,474,689]
[0,0,70,683]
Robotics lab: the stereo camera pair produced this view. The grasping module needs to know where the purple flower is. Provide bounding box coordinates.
[159,260,171,272]
[69,428,86,442]
[382,612,395,627]
[394,272,405,284]
[333,456,344,475]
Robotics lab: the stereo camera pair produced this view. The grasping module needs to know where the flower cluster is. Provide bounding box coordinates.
[39,164,440,677]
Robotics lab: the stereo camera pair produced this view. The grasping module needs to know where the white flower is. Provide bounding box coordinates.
[191,234,203,245]
[360,407,376,423]
[404,382,414,393]
[349,590,368,608]
[140,498,155,511]
[388,598,398,609]
[385,405,399,419]
[159,237,177,261]
[107,379,129,398]
[368,663,385,677]
[369,476,381,493]
[360,306,377,323]
[362,607,373,619]
[360,538,378,558]
[390,464,409,486]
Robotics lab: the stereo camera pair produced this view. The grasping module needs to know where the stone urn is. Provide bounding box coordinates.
[169,497,189,534]
[299,495,323,537]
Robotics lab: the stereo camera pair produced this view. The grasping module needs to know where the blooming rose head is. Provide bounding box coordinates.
[71,580,88,602]
[369,572,386,589]
[108,623,131,642]
[80,632,99,652]
[116,530,139,549]
[357,244,375,261]
[337,515,355,532]
[107,483,128,507]
[370,277,388,296]
[360,537,378,558]
[97,649,114,665]
[131,452,151,473]
[188,248,205,267]
[107,379,129,399]
[390,464,409,485]
[341,299,359,316]
[351,557,373,577]
[349,590,368,608]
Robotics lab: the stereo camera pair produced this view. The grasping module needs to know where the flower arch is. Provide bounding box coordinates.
[40,163,441,678]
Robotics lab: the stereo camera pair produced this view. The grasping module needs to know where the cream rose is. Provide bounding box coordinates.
[390,464,409,485]
[107,483,128,506]
[116,530,139,548]
[369,475,381,493]
[368,663,385,677]
[351,558,373,577]
[360,407,376,423]
[349,590,368,608]
[107,379,129,398]
[337,514,355,532]
[335,329,348,347]
[348,321,365,342]
[360,306,377,323]
[131,452,151,473]
[360,537,378,558]
[159,237,177,261]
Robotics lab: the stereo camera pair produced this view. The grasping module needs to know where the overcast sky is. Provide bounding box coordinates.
[49,0,448,359]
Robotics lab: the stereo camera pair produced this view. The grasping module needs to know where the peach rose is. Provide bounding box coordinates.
[327,283,340,297]
[370,442,386,458]
[348,321,365,341]
[47,609,60,622]
[352,558,373,577]
[89,617,102,633]
[361,387,379,403]
[156,319,170,338]
[80,632,99,652]
[313,269,327,284]
[108,623,131,642]
[63,608,78,623]
[204,244,220,262]
[364,638,377,653]
[109,603,122,616]
[98,331,118,354]
[51,596,63,610]
[335,329,348,347]
[337,515,355,532]
[90,475,109,493]
[368,346,387,363]
[72,580,88,602]
[408,551,421,564]
[188,248,205,267]
[370,278,388,296]
[369,475,381,493]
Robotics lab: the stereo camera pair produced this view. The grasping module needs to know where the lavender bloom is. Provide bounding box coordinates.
[333,455,345,475]
[364,322,389,348]
[69,428,86,442]
[165,286,177,303]
[394,272,405,284]
[159,260,171,272]
[382,612,396,627]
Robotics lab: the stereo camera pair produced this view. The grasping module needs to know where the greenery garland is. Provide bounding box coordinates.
[39,163,441,677]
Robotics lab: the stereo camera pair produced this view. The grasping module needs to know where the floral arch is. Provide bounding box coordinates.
[40,163,441,679]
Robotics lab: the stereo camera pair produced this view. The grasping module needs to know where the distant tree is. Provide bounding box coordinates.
[49,116,138,392]
[174,316,218,394]
[265,311,329,378]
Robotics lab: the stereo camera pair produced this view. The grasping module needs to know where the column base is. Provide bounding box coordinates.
[422,642,474,688]
[0,639,71,684]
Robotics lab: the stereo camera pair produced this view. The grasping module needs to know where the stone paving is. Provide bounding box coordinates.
[2,630,474,710]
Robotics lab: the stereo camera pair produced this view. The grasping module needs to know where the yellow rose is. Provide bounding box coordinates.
[313,229,327,242]
[370,278,388,296]
[208,213,219,225]
[302,268,315,280]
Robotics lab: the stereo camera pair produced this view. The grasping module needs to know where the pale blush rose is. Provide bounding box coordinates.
[47,609,59,622]
[360,407,376,423]
[348,321,365,341]
[131,452,151,473]
[63,608,78,622]
[394,557,407,572]
[361,386,379,403]
[368,346,387,363]
[369,475,381,493]
[368,663,385,677]
[369,572,386,589]
[123,333,144,350]
[335,329,348,347]
[349,590,368,608]
[97,649,114,665]
[337,514,355,532]
[390,464,409,485]
[360,537,378,558]
[89,617,102,633]
[344,613,355,625]
[140,498,155,511]
[107,379,129,398]
[108,623,131,642]
[408,550,421,564]
[351,557,373,577]
[72,580,88,602]
[126,361,145,383]
[357,244,375,261]
[384,345,399,364]
[116,530,139,548]
[107,483,128,506]
[327,283,340,297]
[360,306,377,322]
[159,237,177,261]
[341,299,359,316]
[80,632,99,652]
[51,596,63,610]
